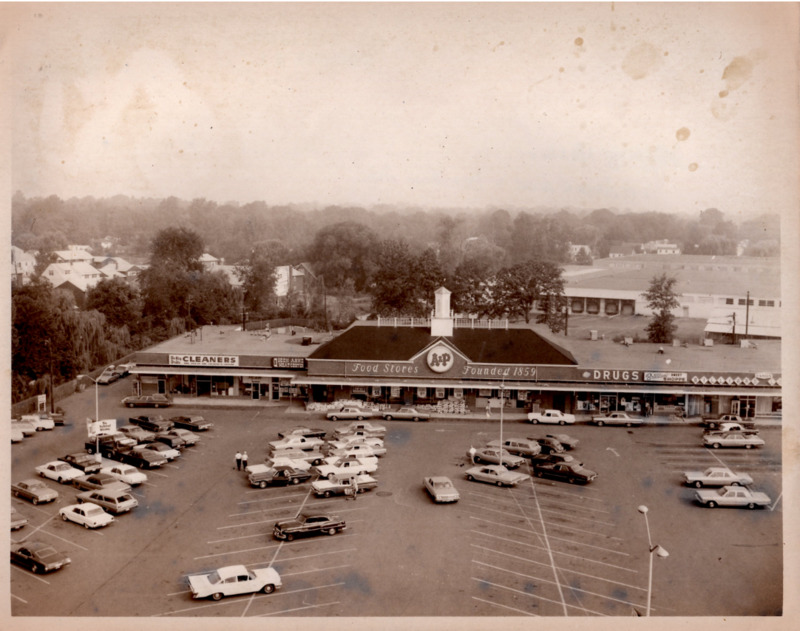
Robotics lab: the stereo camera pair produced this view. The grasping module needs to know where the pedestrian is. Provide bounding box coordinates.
[468,446,477,464]
[350,476,358,500]
[486,404,491,419]
[241,451,248,471]
[235,450,242,471]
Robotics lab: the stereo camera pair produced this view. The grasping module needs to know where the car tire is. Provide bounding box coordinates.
[32,564,41,574]
[262,584,275,594]
[707,501,717,508]
[330,416,338,421]
[712,443,721,449]
[385,415,393,421]
[531,419,539,424]
[466,474,474,481]
[496,480,503,487]
[694,481,703,488]
[328,527,337,535]
[559,420,566,425]
[291,477,300,485]
[596,421,604,426]
[286,533,294,541]
[61,513,69,521]
[259,481,267,489]
[211,592,223,601]
[323,490,332,498]
[32,498,39,505]
[747,503,756,510]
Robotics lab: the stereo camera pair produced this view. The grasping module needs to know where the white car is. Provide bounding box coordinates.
[264,456,313,471]
[591,412,643,427]
[269,435,325,451]
[11,426,25,443]
[269,447,325,466]
[333,421,387,438]
[314,456,378,479]
[188,564,281,600]
[527,409,576,425]
[12,420,36,437]
[695,486,771,509]
[59,503,115,529]
[101,465,148,486]
[166,428,200,446]
[465,464,530,487]
[325,442,385,458]
[35,461,84,484]
[133,442,181,461]
[20,414,56,431]
[326,406,374,421]
[683,466,753,488]
[424,476,460,503]
[703,432,765,449]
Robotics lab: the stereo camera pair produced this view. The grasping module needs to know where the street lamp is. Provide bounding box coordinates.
[637,505,669,616]
[80,374,101,462]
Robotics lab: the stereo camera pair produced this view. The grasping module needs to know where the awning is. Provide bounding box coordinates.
[132,367,302,378]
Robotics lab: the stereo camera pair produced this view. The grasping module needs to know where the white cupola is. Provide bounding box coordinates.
[431,286,454,337]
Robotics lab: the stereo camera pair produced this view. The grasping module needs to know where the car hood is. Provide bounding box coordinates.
[275,518,303,530]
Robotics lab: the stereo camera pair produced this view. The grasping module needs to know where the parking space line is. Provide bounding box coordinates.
[271,547,358,564]
[471,596,537,616]
[256,600,341,616]
[240,491,309,504]
[194,544,278,560]
[471,577,608,616]
[470,518,629,556]
[466,500,615,527]
[10,565,50,584]
[148,470,170,478]
[468,491,613,518]
[281,563,351,578]
[476,560,646,610]
[472,545,644,592]
[11,593,29,604]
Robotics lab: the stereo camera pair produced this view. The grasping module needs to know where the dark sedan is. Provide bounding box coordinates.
[532,461,597,484]
[58,452,103,474]
[170,415,213,431]
[72,473,131,494]
[121,393,173,408]
[11,541,71,573]
[273,514,346,541]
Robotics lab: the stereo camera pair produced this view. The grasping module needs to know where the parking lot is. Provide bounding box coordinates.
[10,380,783,618]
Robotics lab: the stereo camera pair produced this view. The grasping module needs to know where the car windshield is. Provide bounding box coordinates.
[37,547,60,560]
[434,480,452,489]
[85,506,104,516]
[206,570,221,585]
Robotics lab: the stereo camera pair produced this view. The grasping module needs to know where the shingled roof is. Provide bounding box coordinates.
[309,324,578,366]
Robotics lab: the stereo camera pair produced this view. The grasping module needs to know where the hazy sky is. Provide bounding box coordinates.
[6,2,799,219]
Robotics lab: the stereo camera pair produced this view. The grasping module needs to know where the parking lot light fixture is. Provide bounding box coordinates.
[637,505,668,616]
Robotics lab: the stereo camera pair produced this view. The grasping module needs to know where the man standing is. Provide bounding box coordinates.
[468,446,477,464]
[241,451,248,471]
[235,450,242,471]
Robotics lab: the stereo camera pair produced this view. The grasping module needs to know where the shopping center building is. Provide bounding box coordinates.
[130,287,782,421]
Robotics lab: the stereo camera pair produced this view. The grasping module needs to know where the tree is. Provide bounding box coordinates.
[642,273,681,343]
[236,243,280,315]
[369,240,445,316]
[86,278,142,330]
[450,258,492,316]
[575,248,593,265]
[149,227,204,272]
[491,259,565,325]
[307,221,378,292]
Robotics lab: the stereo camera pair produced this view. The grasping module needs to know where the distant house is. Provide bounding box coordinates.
[608,243,639,258]
[569,244,592,258]
[41,261,107,293]
[11,246,36,284]
[199,253,221,270]
[54,245,94,265]
[275,262,316,298]
[641,240,681,255]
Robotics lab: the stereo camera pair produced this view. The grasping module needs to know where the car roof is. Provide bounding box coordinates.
[216,565,250,579]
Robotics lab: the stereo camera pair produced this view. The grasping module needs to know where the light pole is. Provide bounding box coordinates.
[637,505,669,616]
[80,374,101,462]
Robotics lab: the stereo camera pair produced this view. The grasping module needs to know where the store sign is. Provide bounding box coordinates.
[585,369,642,381]
[170,354,239,367]
[87,418,116,439]
[460,365,536,378]
[644,371,688,383]
[347,362,419,375]
[272,357,305,369]
[755,372,773,380]
[426,344,455,373]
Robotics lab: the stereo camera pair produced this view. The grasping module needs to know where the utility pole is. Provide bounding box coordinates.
[563,304,569,336]
[46,339,55,414]
[731,311,737,345]
[744,291,750,339]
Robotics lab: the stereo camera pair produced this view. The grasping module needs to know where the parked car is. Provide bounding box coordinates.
[264,456,313,471]
[311,473,378,498]
[382,407,430,422]
[86,439,168,469]
[704,422,758,435]
[273,513,346,540]
[117,425,156,443]
[11,479,59,505]
[10,506,28,531]
[314,456,378,479]
[115,362,135,376]
[96,366,122,385]
[473,447,526,469]
[170,415,213,431]
[58,452,103,474]
[532,461,597,484]
[36,460,84,484]
[163,428,199,446]
[96,431,137,448]
[591,412,643,427]
[531,453,580,467]
[486,438,541,458]
[530,436,566,454]
[121,393,173,408]
[59,503,115,529]
[133,441,181,461]
[465,464,529,487]
[20,413,56,431]
[683,466,754,488]
[701,414,754,430]
[527,409,576,425]
[694,486,771,509]
[325,443,384,459]
[11,419,36,436]
[72,473,131,494]
[277,426,327,439]
[85,433,135,453]
[703,432,765,449]
[545,433,579,450]
[188,565,281,600]
[101,464,148,486]
[332,421,387,438]
[247,464,312,488]
[10,541,71,573]
[424,476,460,503]
[326,406,374,421]
[11,426,25,443]
[269,435,325,452]
[153,432,187,450]
[129,415,174,432]
[268,447,325,467]
[77,488,138,514]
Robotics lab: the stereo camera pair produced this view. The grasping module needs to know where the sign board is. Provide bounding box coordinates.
[272,357,306,369]
[88,418,117,439]
[169,354,239,367]
[37,394,47,412]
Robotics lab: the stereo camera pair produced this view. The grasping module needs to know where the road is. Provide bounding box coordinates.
[10,380,783,617]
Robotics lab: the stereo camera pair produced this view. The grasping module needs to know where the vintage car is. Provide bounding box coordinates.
[121,393,173,408]
[273,513,347,540]
[701,414,755,430]
[532,461,597,484]
[96,365,122,385]
[188,564,281,600]
[10,541,71,573]
[382,407,430,422]
[326,406,374,421]
[694,486,771,509]
[87,440,168,469]
[269,435,325,452]
[11,426,25,443]
[424,476,460,503]
[170,415,213,431]
[465,464,529,487]
[269,447,325,467]
[314,456,378,479]
[704,422,758,435]
[703,432,765,449]
[263,455,313,471]
[529,436,566,454]
[11,479,59,505]
[526,409,576,425]
[311,473,378,498]
[277,426,328,439]
[77,488,138,514]
[163,428,200,446]
[36,460,85,484]
[473,447,527,469]
[59,503,115,529]
[20,413,56,431]
[247,464,312,488]
[10,506,28,531]
[683,466,754,488]
[133,441,181,461]
[486,438,541,458]
[101,464,148,486]
[545,433,579,450]
[332,421,387,438]
[11,419,36,437]
[117,424,156,443]
[72,473,131,494]
[115,362,136,376]
[325,442,385,459]
[129,415,174,433]
[326,434,385,450]
[58,452,103,474]
[531,453,580,467]
[153,432,187,450]
[590,412,644,427]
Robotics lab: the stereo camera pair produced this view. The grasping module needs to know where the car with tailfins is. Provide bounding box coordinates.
[188,565,281,601]
[424,476,460,503]
[36,460,84,484]
[311,473,378,498]
[591,411,643,426]
[11,541,71,573]
[59,503,115,529]
[11,479,59,505]
[382,407,430,422]
[694,486,771,509]
[465,464,529,487]
[273,513,346,540]
[683,466,754,488]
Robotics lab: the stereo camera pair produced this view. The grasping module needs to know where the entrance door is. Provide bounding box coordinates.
[731,400,740,415]
[251,380,260,400]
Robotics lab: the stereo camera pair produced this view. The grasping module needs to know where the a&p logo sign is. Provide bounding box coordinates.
[426,343,455,373]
